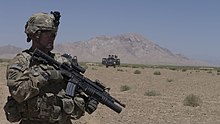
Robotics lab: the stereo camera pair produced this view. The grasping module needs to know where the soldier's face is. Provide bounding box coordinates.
[38,30,56,52]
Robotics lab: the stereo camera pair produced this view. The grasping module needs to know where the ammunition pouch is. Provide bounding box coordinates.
[21,93,62,122]
[71,97,85,120]
[4,94,77,122]
[4,96,22,123]
[61,97,74,115]
[21,93,74,123]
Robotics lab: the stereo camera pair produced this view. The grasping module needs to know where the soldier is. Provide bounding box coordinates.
[4,11,98,124]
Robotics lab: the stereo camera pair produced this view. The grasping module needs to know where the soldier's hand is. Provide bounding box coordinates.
[47,70,63,81]
[60,69,71,78]
[85,98,99,114]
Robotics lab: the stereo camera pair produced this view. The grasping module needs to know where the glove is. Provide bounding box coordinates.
[85,98,99,114]
[47,70,63,81]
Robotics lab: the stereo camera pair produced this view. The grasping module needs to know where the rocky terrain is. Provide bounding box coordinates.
[1,62,220,124]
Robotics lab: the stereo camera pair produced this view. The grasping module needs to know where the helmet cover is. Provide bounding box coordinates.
[25,12,59,35]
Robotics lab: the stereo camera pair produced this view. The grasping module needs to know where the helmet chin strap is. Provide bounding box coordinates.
[27,37,31,42]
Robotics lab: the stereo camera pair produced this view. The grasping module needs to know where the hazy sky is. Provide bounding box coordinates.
[0,0,220,65]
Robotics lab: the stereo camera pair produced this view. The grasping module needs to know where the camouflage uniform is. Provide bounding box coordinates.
[5,50,86,124]
[4,11,93,124]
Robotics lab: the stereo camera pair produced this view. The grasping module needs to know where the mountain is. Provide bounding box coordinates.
[0,45,22,59]
[0,33,210,66]
[54,33,209,66]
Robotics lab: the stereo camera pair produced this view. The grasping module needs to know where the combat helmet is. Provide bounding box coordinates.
[25,11,61,42]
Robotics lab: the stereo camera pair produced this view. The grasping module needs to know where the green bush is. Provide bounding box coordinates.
[183,94,202,107]
[169,67,177,71]
[91,67,97,70]
[117,69,124,72]
[0,59,10,63]
[207,70,212,73]
[144,90,161,96]
[134,70,141,74]
[120,85,131,91]
[153,71,161,75]
[166,78,173,82]
[132,65,139,68]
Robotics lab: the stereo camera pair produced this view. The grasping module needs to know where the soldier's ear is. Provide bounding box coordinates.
[27,33,39,42]
[35,31,41,39]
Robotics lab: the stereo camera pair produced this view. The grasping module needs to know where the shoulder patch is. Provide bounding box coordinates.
[8,70,19,80]
[9,52,31,71]
[9,63,23,71]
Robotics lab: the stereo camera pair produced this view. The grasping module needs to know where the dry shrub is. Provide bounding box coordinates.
[153,71,161,75]
[144,90,161,96]
[120,85,131,91]
[134,70,141,74]
[183,94,202,107]
[167,78,173,82]
[117,69,124,72]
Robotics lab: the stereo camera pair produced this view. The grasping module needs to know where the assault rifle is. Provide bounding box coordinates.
[31,48,125,113]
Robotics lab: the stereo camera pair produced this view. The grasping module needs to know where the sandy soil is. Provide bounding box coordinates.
[1,63,220,124]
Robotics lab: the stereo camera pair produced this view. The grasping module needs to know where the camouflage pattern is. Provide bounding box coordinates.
[25,12,58,35]
[5,50,86,124]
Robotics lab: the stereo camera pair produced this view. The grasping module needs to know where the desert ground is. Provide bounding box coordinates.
[1,62,220,124]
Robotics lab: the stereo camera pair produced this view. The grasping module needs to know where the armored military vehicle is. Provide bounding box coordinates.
[102,55,120,68]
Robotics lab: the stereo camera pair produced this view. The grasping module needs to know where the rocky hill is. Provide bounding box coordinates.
[0,33,209,66]
[0,45,22,59]
[54,33,208,66]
